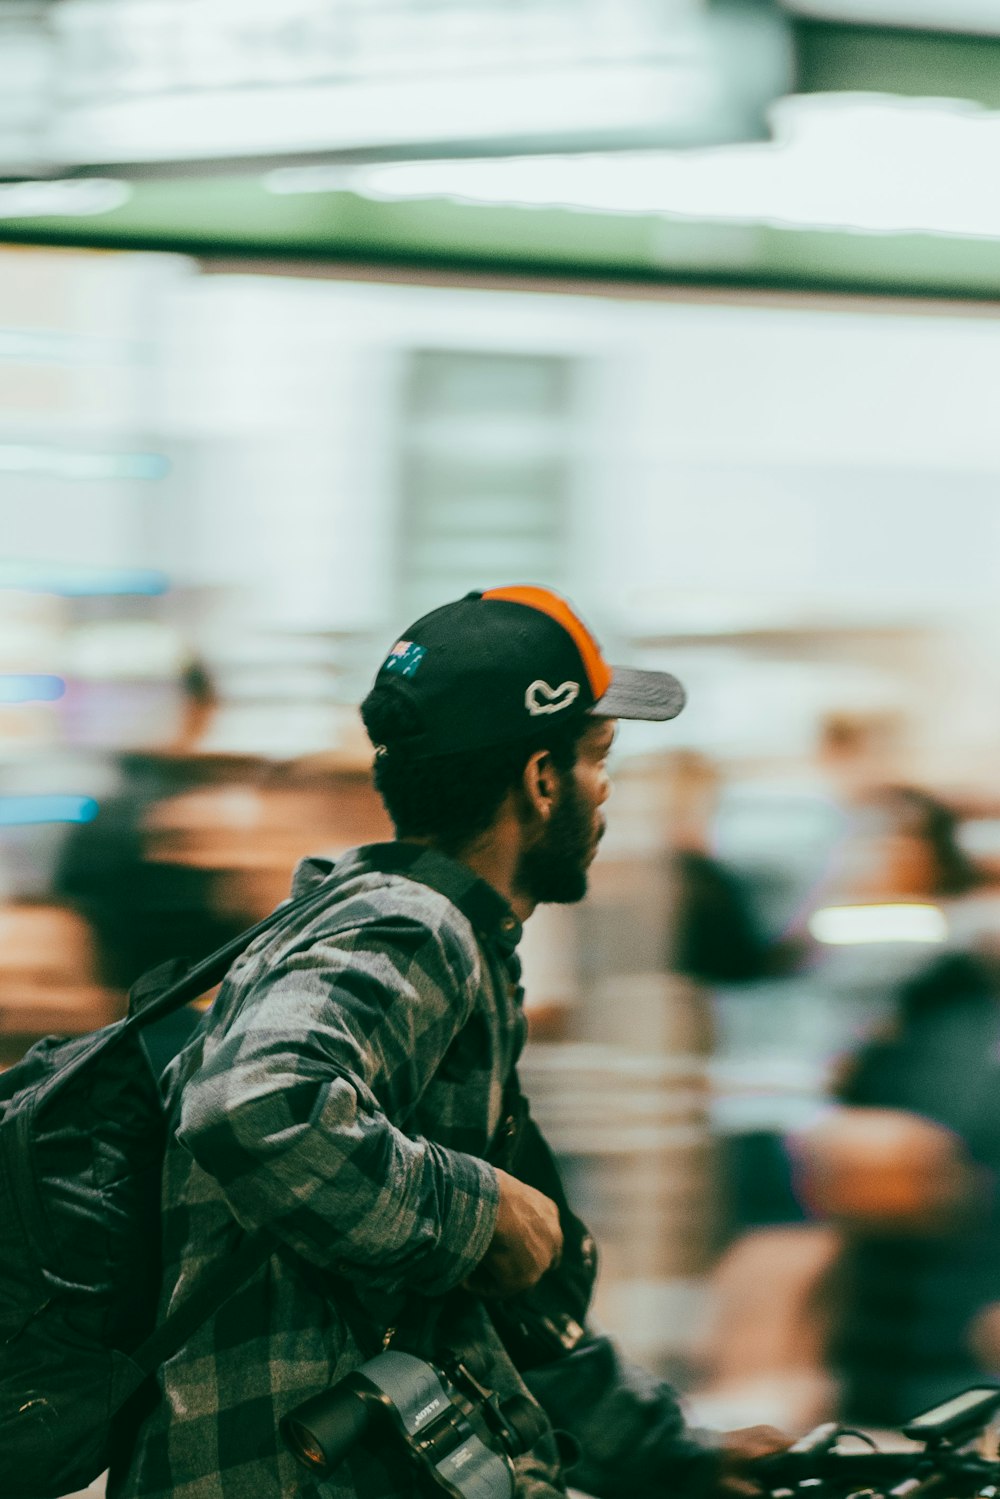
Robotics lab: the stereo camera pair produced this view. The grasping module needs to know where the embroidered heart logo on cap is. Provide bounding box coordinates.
[525,679,580,716]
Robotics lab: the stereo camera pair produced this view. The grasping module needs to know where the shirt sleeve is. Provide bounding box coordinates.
[175,913,500,1299]
[521,1324,722,1499]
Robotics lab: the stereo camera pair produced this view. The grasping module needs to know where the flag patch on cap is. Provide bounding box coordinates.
[382,640,426,679]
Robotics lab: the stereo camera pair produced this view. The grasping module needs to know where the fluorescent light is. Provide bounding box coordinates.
[0,676,65,705]
[0,796,98,827]
[0,445,169,480]
[0,179,130,219]
[341,94,1000,241]
[809,903,948,945]
[0,564,169,597]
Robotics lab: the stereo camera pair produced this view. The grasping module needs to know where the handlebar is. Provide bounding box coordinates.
[752,1387,1000,1499]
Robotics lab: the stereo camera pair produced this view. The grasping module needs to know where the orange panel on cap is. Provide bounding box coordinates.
[482,585,613,698]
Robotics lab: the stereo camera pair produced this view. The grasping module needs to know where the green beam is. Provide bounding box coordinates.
[2,178,1000,301]
[2,20,1000,300]
[795,18,1000,108]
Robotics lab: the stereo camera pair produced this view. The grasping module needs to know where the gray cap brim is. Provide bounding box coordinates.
[592,665,686,722]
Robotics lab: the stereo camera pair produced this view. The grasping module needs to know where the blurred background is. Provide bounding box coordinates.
[8,0,1000,1471]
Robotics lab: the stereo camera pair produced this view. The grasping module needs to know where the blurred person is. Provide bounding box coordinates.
[54,658,239,990]
[689,786,1000,1432]
[803,783,1000,1110]
[793,783,997,1077]
[700,714,905,1108]
[112,585,787,1499]
[662,751,774,990]
[780,788,1000,1426]
[53,659,247,1070]
[660,751,807,1249]
[710,710,903,958]
[790,1106,1000,1427]
[688,1105,1000,1436]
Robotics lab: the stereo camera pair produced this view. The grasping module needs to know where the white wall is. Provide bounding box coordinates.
[6,247,1000,770]
[154,270,1000,768]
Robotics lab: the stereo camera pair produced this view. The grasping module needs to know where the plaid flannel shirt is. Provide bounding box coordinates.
[111,843,572,1499]
[112,842,714,1499]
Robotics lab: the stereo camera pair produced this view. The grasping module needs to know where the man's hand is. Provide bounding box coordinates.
[714,1425,791,1498]
[466,1168,563,1298]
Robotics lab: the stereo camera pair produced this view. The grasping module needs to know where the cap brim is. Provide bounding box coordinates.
[592,665,686,722]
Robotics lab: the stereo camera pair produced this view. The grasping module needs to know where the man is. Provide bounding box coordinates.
[113,585,783,1499]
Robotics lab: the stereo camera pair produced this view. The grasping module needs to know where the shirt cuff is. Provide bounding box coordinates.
[422,1143,500,1295]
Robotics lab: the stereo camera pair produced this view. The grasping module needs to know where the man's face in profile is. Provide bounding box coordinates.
[518,719,614,905]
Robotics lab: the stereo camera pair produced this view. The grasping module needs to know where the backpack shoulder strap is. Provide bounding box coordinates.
[119,1235,388,1409]
[124,862,338,1034]
[115,1235,273,1403]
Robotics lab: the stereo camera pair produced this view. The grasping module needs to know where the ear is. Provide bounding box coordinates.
[521,748,559,823]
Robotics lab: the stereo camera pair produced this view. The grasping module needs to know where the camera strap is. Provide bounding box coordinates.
[485,1069,597,1367]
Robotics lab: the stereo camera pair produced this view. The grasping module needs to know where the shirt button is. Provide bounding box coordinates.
[500,916,517,934]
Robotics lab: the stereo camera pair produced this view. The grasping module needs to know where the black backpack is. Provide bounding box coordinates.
[0,876,334,1499]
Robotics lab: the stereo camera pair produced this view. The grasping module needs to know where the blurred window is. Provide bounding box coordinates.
[397,349,572,618]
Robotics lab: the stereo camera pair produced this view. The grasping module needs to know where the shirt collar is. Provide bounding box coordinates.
[297,842,523,955]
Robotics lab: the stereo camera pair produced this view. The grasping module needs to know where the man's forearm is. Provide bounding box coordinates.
[179,1064,500,1296]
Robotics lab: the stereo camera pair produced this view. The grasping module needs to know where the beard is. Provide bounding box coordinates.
[516,776,600,906]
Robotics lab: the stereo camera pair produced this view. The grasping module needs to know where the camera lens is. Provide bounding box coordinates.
[282,1420,328,1471]
[280,1382,373,1475]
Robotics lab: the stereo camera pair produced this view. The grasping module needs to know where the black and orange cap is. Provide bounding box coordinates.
[367,585,685,758]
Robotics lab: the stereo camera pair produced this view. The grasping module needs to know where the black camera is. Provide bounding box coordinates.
[280,1347,549,1498]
